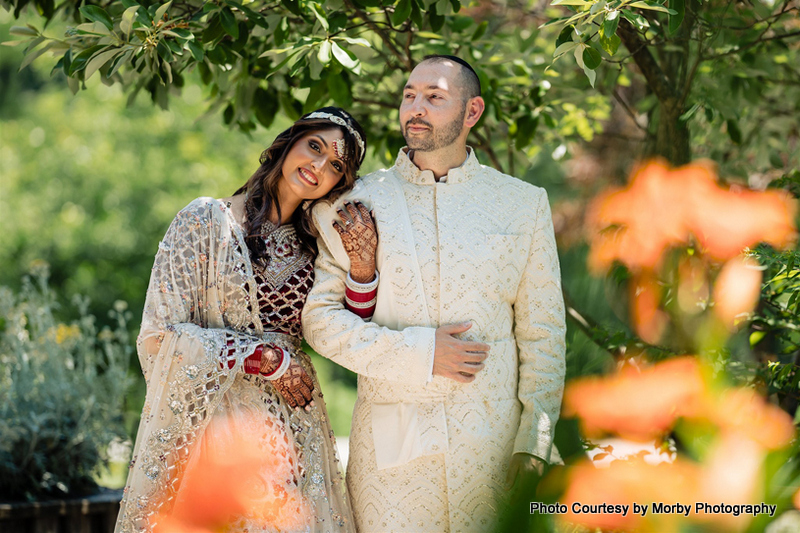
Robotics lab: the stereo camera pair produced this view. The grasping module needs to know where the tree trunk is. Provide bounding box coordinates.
[617,19,692,167]
[653,98,691,166]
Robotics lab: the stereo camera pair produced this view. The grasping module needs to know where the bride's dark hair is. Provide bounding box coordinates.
[233,107,367,261]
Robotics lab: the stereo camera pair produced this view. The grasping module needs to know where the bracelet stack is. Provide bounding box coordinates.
[345,270,379,320]
[241,344,291,380]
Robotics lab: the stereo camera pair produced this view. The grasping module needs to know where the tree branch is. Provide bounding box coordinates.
[616,18,677,105]
[612,89,648,133]
[343,0,411,70]
[470,130,504,173]
[702,30,800,60]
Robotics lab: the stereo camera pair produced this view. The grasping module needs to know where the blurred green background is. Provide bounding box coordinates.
[3,0,798,501]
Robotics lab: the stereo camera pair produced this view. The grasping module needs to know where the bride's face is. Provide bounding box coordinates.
[280,128,347,202]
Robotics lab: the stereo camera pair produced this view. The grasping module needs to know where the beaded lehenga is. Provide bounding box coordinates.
[115,197,354,533]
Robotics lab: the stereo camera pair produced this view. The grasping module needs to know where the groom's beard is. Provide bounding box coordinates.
[402,104,466,152]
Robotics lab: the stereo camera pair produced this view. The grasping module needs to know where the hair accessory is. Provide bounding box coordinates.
[331,138,348,161]
[305,111,365,161]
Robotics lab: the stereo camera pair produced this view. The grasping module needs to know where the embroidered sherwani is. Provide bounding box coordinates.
[302,150,567,532]
[116,197,354,533]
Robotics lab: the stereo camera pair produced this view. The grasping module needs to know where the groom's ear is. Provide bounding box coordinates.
[464,96,485,128]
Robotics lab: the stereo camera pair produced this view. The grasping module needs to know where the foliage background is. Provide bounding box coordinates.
[1,0,799,504]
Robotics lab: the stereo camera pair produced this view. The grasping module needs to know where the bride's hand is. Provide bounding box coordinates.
[273,357,315,408]
[333,201,378,283]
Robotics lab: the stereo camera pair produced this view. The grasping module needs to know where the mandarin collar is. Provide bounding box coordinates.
[394,146,481,185]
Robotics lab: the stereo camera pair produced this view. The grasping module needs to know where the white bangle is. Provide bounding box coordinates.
[345,295,377,309]
[346,270,379,293]
[261,347,291,381]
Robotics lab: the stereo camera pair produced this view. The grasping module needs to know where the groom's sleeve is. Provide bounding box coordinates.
[302,203,436,386]
[513,188,567,464]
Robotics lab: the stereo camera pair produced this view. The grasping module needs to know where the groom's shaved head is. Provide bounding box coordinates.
[420,55,481,100]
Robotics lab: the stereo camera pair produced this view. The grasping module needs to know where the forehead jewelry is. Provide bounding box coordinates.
[331,138,348,161]
[305,111,365,161]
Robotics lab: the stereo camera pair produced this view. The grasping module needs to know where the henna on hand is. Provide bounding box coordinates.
[333,201,378,283]
[258,345,283,375]
[273,356,315,408]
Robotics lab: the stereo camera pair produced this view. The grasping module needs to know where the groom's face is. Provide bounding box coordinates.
[399,61,467,152]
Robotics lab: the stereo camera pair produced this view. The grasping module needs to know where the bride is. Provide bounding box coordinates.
[116,107,378,533]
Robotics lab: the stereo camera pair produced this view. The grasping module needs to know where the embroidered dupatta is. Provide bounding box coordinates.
[116,197,353,533]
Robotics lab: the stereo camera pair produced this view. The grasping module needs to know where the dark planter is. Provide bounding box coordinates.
[0,489,121,533]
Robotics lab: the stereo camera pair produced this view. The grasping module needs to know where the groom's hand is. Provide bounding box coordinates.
[505,453,546,491]
[433,322,489,383]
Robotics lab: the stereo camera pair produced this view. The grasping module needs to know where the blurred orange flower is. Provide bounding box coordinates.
[629,272,669,344]
[560,457,696,532]
[565,356,795,448]
[708,388,795,450]
[712,257,763,330]
[152,415,308,533]
[587,159,797,273]
[563,357,705,441]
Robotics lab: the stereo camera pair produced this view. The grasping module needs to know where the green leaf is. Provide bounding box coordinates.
[18,41,52,71]
[416,31,444,39]
[309,3,329,31]
[551,0,589,5]
[556,25,574,48]
[68,44,107,75]
[220,7,239,39]
[187,40,204,61]
[155,1,172,22]
[553,41,577,58]
[602,10,619,38]
[85,48,123,80]
[629,1,672,14]
[328,71,352,106]
[584,66,597,87]
[318,40,332,63]
[79,6,114,31]
[157,40,174,62]
[621,10,649,31]
[679,102,700,121]
[726,119,742,144]
[107,49,132,77]
[668,0,685,35]
[331,42,358,70]
[338,36,371,47]
[472,20,488,41]
[748,330,765,347]
[392,0,412,27]
[9,26,39,37]
[515,114,538,150]
[120,6,139,37]
[410,1,423,28]
[76,21,111,36]
[582,47,602,70]
[600,33,621,55]
[429,8,445,31]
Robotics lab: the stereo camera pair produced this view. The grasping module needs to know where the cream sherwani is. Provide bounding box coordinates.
[302,149,566,533]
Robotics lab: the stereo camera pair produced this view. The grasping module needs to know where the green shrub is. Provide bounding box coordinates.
[0,263,132,501]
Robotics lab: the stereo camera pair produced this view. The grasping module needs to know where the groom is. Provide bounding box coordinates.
[302,55,566,532]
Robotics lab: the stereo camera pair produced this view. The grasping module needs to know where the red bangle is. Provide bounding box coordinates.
[260,347,287,379]
[242,344,263,375]
[345,287,377,302]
